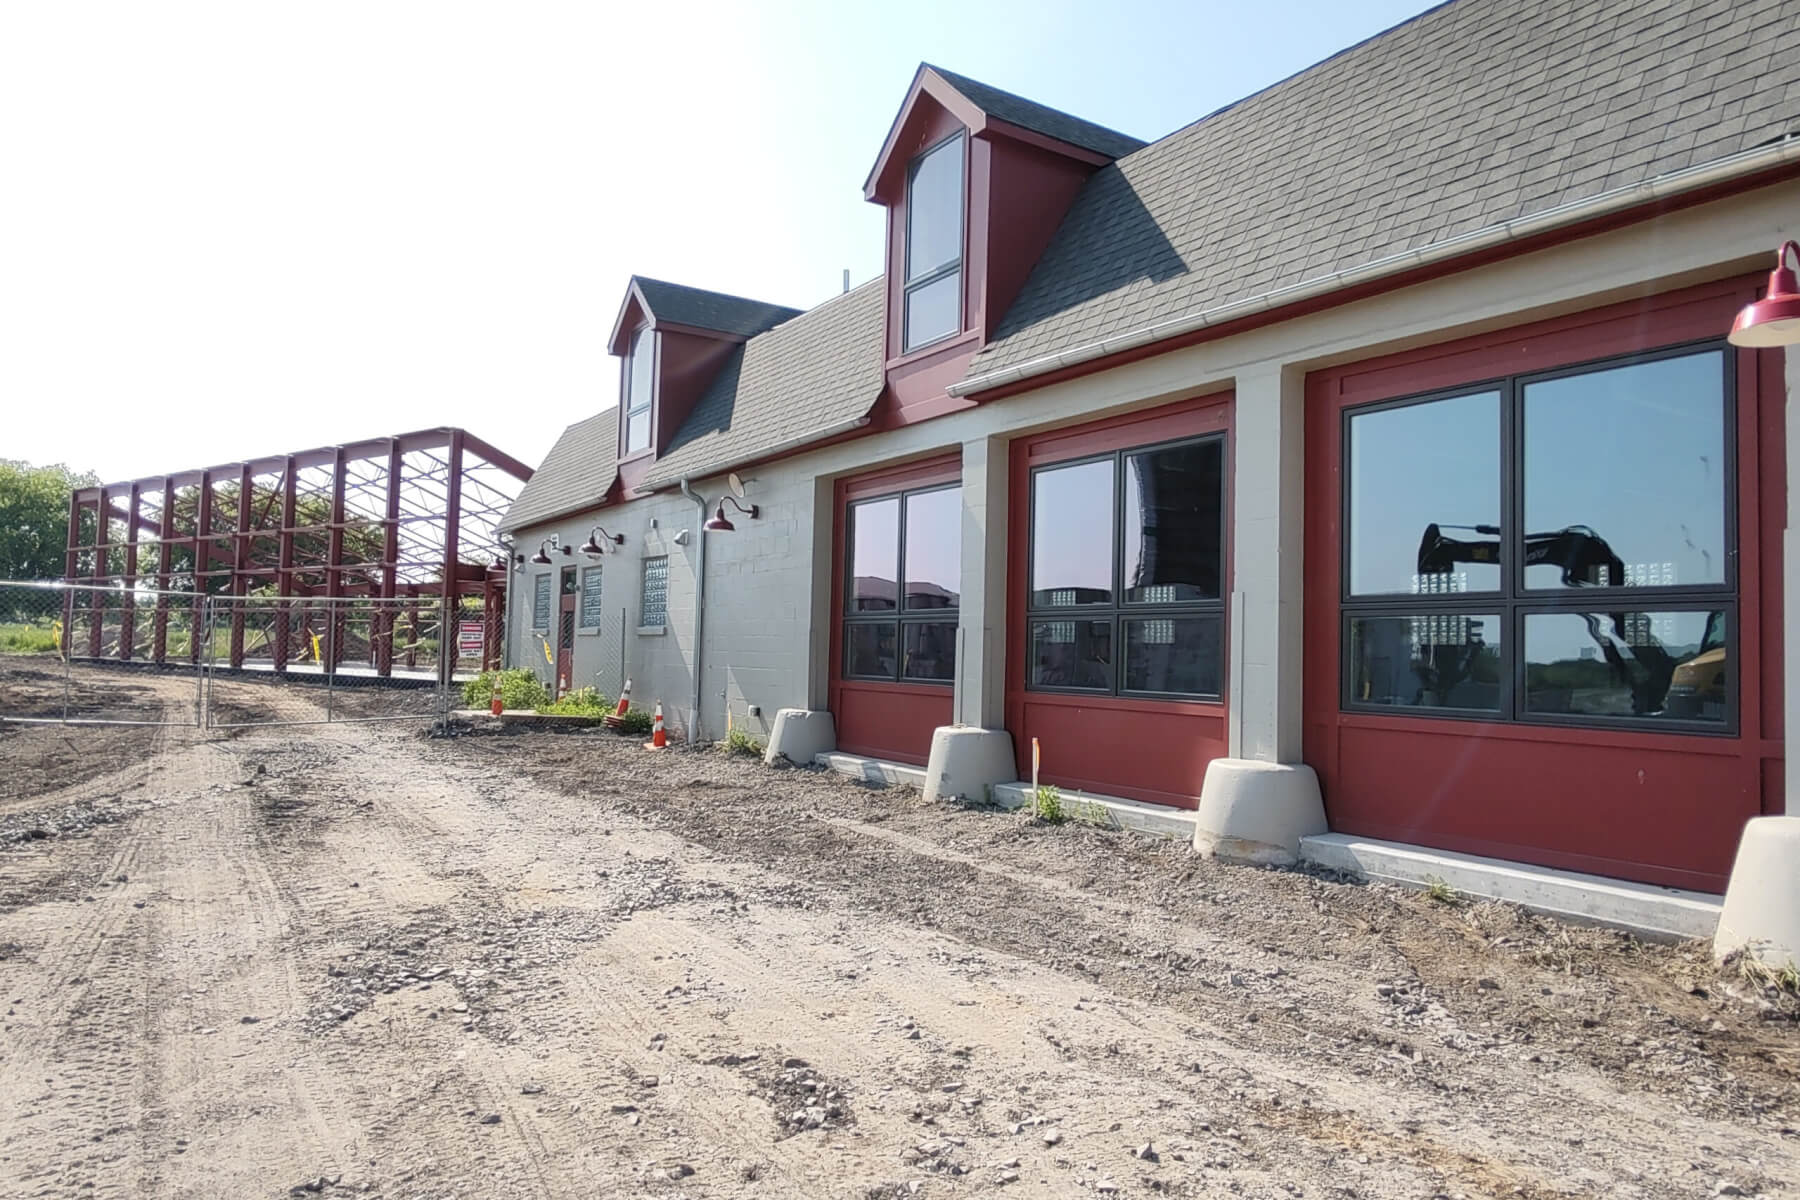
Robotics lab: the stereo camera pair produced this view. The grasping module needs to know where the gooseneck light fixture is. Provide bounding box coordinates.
[703,496,759,533]
[579,525,625,557]
[528,538,555,566]
[1729,241,1800,348]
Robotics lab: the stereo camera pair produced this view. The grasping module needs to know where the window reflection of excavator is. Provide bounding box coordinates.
[1415,523,1725,718]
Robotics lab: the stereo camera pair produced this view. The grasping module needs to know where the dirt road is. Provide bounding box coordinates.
[2,697,1798,1198]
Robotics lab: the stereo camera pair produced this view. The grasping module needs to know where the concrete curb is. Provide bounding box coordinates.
[1300,832,1721,941]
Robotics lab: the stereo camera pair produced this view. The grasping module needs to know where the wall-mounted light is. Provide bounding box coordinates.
[704,497,759,533]
[1730,241,1800,348]
[579,525,625,557]
[529,538,555,565]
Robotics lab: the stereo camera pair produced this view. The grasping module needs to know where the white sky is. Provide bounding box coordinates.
[0,0,1431,483]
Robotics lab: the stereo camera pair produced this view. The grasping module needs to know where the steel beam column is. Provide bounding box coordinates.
[376,440,402,677]
[325,447,347,674]
[274,457,297,673]
[120,482,141,661]
[229,464,251,669]
[153,475,175,664]
[441,430,465,685]
[88,486,108,658]
[191,470,213,666]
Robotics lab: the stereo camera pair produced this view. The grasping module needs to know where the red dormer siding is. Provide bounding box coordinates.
[865,67,1135,429]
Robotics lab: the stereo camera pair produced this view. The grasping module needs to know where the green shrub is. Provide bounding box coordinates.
[614,706,655,737]
[1031,783,1066,824]
[462,668,549,711]
[539,687,609,716]
[0,622,61,655]
[721,727,765,758]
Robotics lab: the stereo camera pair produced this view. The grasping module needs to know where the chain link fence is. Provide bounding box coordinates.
[0,581,471,730]
[0,581,206,726]
[203,594,457,728]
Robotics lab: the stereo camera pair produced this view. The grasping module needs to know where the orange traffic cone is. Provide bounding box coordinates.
[489,674,504,716]
[612,678,632,719]
[644,700,667,751]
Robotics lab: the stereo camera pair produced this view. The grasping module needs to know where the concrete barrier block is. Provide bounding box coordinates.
[1193,758,1326,866]
[923,726,1016,805]
[765,708,836,766]
[1715,816,1800,966]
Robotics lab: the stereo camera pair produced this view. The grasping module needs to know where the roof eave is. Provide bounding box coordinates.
[955,136,1800,400]
[864,66,990,202]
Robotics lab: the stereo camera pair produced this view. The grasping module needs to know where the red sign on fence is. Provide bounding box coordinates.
[458,621,484,659]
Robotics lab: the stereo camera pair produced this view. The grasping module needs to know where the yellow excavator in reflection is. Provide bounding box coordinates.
[1415,523,1724,719]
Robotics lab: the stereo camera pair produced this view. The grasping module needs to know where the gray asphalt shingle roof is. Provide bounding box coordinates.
[498,409,619,533]
[644,278,886,488]
[633,276,802,339]
[925,65,1145,160]
[965,0,1800,384]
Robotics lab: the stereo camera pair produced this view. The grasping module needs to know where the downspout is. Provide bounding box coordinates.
[679,478,708,742]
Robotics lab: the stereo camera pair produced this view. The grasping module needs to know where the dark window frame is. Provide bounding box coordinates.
[841,481,960,686]
[1338,338,1738,735]
[900,131,965,354]
[1024,432,1228,701]
[623,326,656,457]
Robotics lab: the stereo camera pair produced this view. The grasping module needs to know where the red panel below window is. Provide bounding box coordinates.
[1320,721,1754,892]
[1017,694,1227,810]
[835,682,951,766]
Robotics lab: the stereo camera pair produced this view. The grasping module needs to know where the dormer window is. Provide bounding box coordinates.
[901,132,964,352]
[624,327,656,455]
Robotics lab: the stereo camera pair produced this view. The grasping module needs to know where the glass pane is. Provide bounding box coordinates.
[1028,619,1112,691]
[1347,614,1502,711]
[1349,391,1501,595]
[848,497,900,612]
[901,621,956,682]
[1523,351,1726,590]
[1123,615,1222,696]
[1125,440,1223,602]
[903,487,960,609]
[626,409,651,455]
[1524,609,1727,723]
[904,271,960,350]
[906,135,963,280]
[1031,459,1114,607]
[844,622,897,679]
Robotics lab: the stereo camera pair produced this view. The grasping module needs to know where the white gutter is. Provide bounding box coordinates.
[951,135,1800,397]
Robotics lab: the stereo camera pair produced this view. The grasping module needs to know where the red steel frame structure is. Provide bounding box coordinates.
[62,428,532,678]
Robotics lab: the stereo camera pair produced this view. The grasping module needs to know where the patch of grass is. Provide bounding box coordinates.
[539,687,609,716]
[0,622,61,655]
[613,707,655,737]
[1031,783,1066,824]
[461,668,549,712]
[1423,875,1462,906]
[721,728,765,758]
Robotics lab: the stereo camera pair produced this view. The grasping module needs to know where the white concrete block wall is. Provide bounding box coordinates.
[503,456,826,743]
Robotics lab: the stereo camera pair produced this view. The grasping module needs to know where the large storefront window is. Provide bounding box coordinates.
[1342,343,1733,730]
[843,483,960,683]
[1027,435,1225,698]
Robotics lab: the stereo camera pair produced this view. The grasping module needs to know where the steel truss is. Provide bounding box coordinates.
[63,427,531,680]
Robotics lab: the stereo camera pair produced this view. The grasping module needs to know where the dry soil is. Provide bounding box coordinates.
[1,671,1798,1199]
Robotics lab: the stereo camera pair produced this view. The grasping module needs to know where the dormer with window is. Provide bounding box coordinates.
[606,276,801,491]
[866,65,1143,421]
